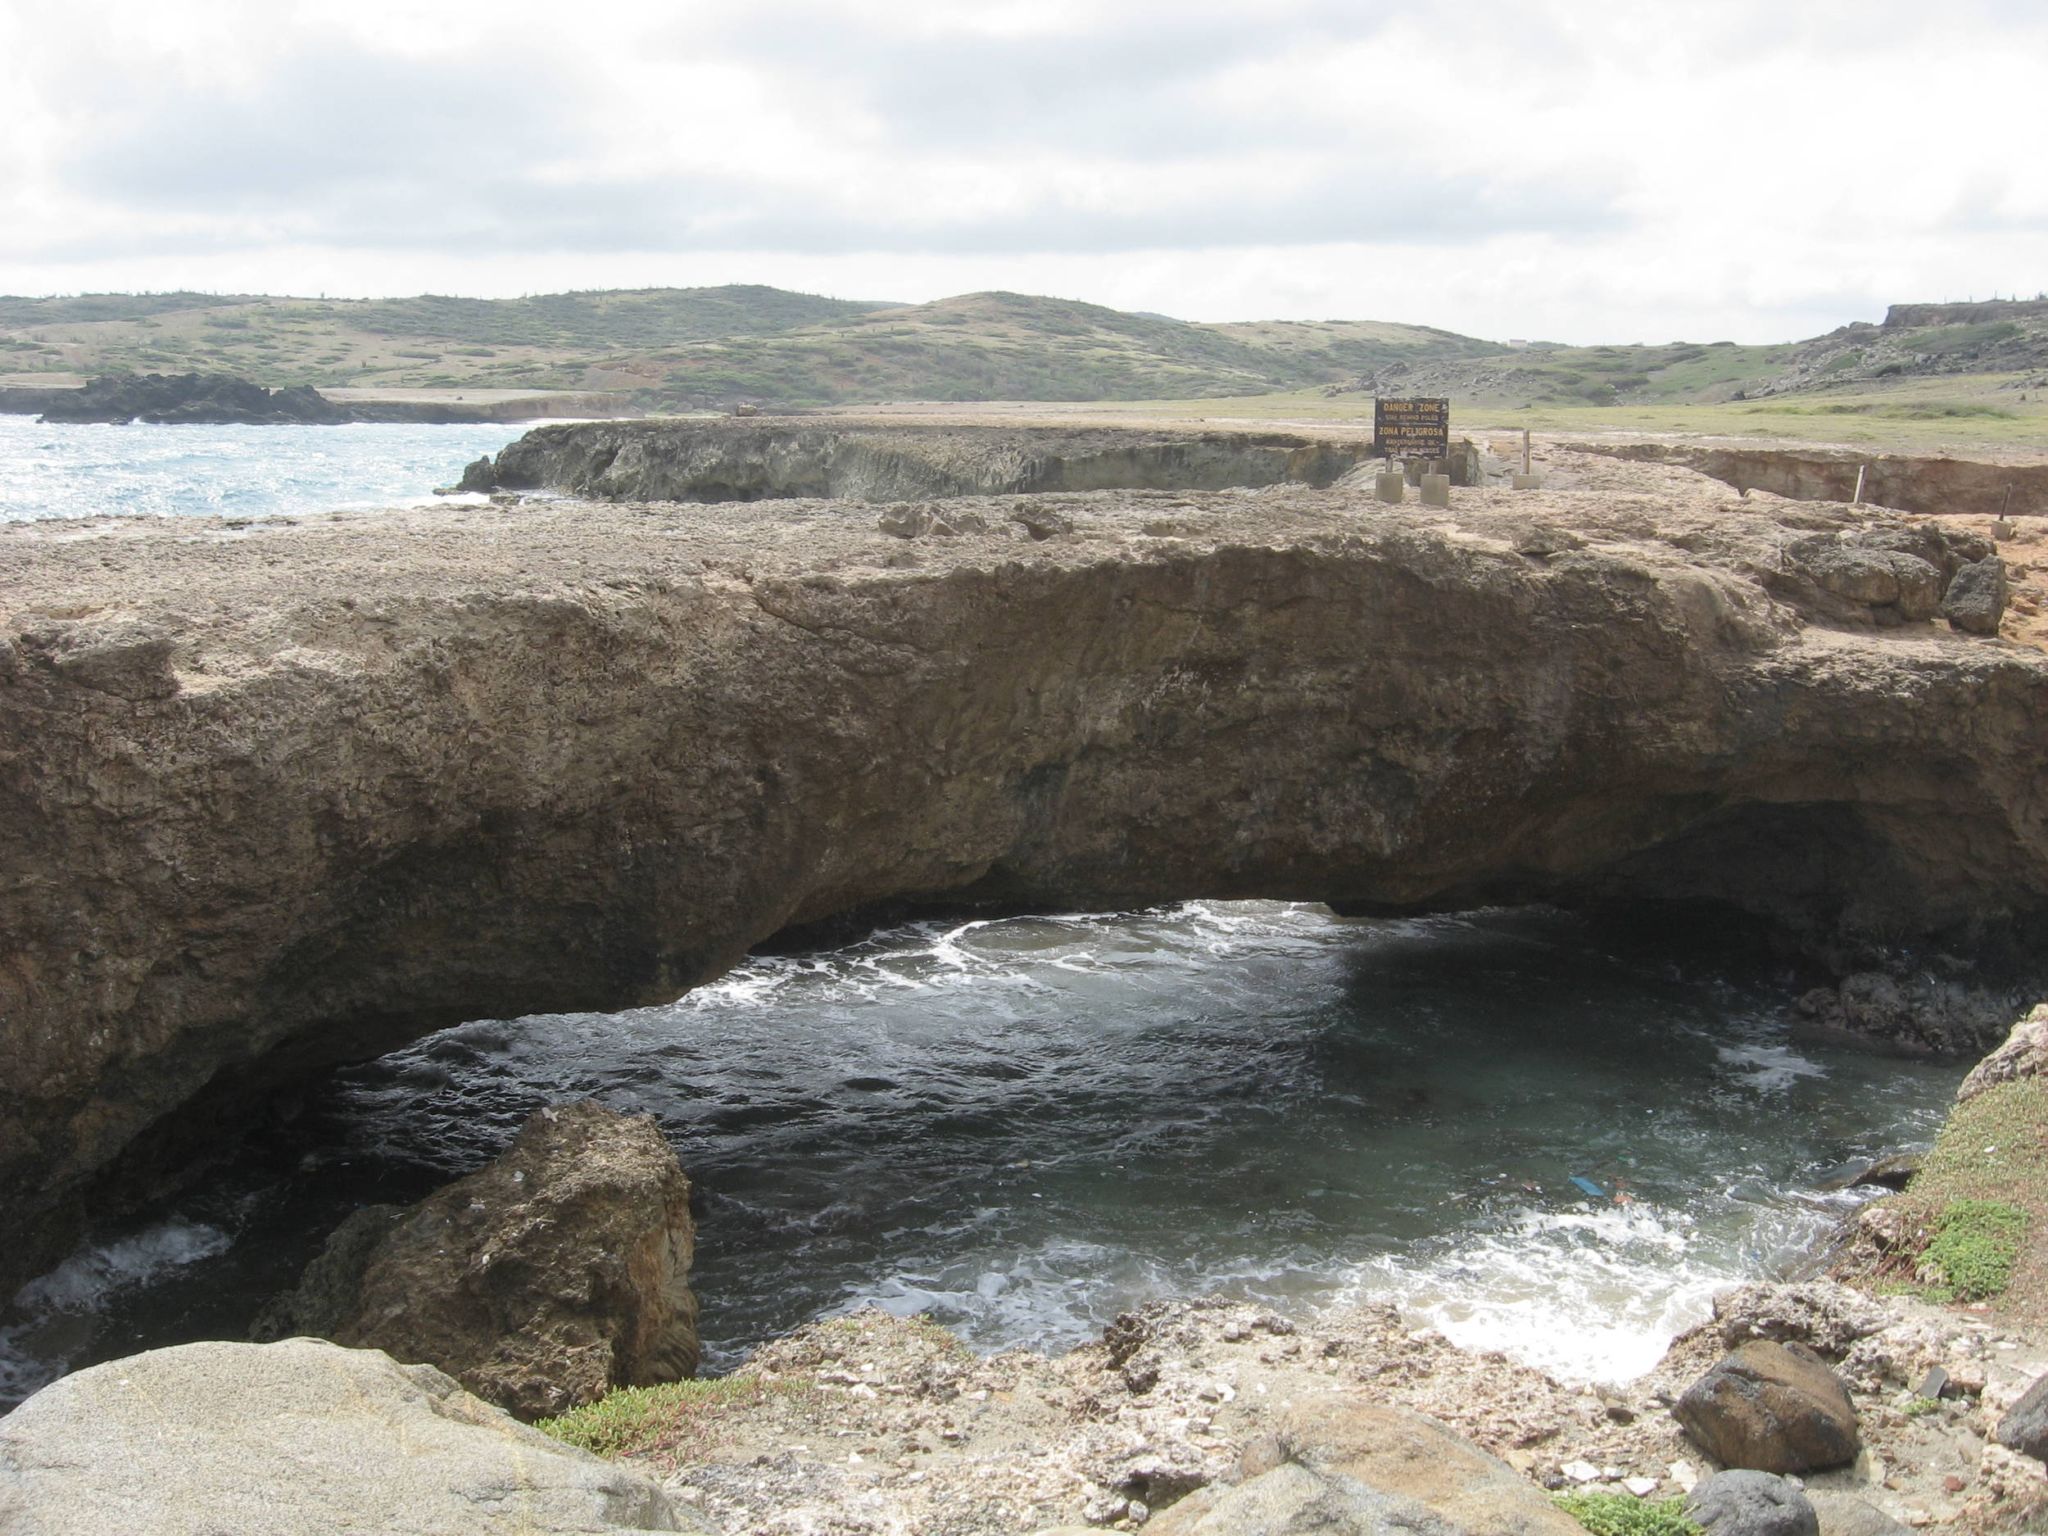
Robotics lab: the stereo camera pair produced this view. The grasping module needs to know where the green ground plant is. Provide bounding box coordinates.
[535,1376,801,1461]
[1837,1078,2047,1321]
[1554,1491,1701,1536]
[1921,1199,2028,1301]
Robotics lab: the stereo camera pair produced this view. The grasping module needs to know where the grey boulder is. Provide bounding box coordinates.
[1685,1470,1819,1536]
[1996,1370,2048,1463]
[1803,1490,1912,1536]
[0,1338,686,1535]
[1146,1395,1582,1535]
[1941,555,2008,634]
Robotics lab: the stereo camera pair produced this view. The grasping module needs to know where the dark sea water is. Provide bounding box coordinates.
[0,902,1966,1410]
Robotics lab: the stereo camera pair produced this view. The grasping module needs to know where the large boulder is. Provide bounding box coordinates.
[1147,1395,1583,1536]
[1803,1491,1912,1536]
[1674,1340,1862,1474]
[1942,556,2009,634]
[0,1338,686,1535]
[257,1100,698,1421]
[1685,1470,1819,1536]
[1997,1371,2048,1463]
[1959,1005,2048,1102]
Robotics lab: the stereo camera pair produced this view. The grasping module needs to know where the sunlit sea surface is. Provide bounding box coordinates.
[0,902,1963,1410]
[0,416,525,523]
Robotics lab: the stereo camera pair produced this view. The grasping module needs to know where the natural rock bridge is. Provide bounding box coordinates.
[2,456,2045,1290]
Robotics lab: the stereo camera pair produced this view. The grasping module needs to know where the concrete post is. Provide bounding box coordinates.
[1375,472,1406,504]
[1513,430,1539,488]
[1420,473,1451,508]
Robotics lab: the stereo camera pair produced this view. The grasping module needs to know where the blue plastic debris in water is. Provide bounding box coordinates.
[1569,1175,1607,1198]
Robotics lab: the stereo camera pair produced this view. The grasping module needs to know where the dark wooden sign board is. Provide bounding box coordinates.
[1374,396,1449,462]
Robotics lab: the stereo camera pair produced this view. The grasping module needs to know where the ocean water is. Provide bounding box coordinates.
[0,902,1965,1409]
[0,416,527,523]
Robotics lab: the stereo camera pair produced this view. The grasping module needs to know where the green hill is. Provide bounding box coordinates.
[0,284,1508,405]
[633,291,1512,406]
[3,283,2044,415]
[0,285,906,397]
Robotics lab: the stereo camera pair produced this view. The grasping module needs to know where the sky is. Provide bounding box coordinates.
[1,0,2042,344]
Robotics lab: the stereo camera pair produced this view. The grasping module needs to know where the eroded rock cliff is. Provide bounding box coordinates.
[1586,441,2048,519]
[458,418,1377,501]
[2,467,2045,1289]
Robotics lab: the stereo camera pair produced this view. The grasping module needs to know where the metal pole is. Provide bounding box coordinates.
[1853,465,1867,505]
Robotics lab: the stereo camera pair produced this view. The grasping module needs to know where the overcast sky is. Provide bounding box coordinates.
[1,0,2041,342]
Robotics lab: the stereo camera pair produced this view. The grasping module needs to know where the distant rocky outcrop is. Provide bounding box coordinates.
[0,1338,687,1535]
[9,371,628,426]
[37,372,353,425]
[1884,299,2048,331]
[255,1101,698,1421]
[1760,298,2048,395]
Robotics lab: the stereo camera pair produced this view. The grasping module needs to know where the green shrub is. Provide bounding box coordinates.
[536,1376,790,1459]
[1922,1199,2027,1300]
[1555,1491,1701,1536]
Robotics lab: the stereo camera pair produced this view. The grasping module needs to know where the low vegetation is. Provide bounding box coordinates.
[535,1375,804,1463]
[5,286,2045,442]
[1842,1078,2048,1320]
[1554,1490,1700,1536]
[1920,1199,2028,1301]
[0,285,1495,405]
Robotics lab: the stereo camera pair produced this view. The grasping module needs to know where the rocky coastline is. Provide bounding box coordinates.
[5,447,2047,1291]
[451,417,1402,501]
[3,434,2047,1530]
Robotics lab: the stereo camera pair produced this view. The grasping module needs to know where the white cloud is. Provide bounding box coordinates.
[0,0,2041,342]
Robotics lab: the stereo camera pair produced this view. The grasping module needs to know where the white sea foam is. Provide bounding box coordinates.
[1,1218,232,1407]
[1340,1200,1732,1384]
[1715,1042,1828,1093]
[14,1219,233,1313]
